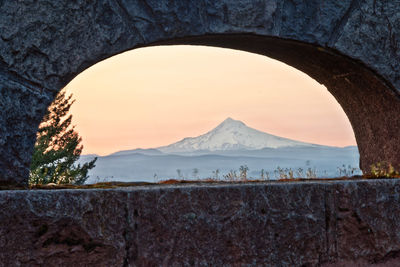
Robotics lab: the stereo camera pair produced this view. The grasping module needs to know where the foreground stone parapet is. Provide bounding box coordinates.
[1,179,400,266]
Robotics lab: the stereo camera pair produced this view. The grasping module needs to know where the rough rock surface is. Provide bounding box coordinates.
[0,190,127,266]
[0,1,399,185]
[1,180,400,266]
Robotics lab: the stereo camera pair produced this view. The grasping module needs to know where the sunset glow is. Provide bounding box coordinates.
[65,45,357,156]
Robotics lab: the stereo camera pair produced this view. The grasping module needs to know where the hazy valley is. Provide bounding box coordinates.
[80,118,360,183]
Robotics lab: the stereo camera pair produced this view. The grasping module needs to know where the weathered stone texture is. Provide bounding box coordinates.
[0,1,399,184]
[323,179,400,267]
[0,190,127,266]
[0,74,54,186]
[1,180,400,266]
[128,183,328,265]
[334,0,400,89]
[0,0,137,89]
[1,1,399,90]
[334,180,400,263]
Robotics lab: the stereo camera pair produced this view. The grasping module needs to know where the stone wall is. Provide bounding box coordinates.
[1,179,400,266]
[0,0,400,186]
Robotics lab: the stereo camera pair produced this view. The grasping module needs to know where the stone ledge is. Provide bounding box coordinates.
[0,179,399,266]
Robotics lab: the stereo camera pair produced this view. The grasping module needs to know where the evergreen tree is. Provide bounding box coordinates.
[29,89,97,185]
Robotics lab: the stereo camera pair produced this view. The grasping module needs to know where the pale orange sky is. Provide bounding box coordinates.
[65,45,357,156]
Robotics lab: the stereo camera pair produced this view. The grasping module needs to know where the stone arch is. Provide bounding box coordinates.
[0,1,399,186]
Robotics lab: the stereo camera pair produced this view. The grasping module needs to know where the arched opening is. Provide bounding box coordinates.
[3,35,400,187]
[34,42,366,183]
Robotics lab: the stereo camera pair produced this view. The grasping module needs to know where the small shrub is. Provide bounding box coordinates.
[296,168,304,178]
[260,169,270,181]
[212,169,220,180]
[239,165,249,181]
[337,164,359,177]
[305,167,317,179]
[370,162,400,178]
[223,170,238,181]
[274,167,296,179]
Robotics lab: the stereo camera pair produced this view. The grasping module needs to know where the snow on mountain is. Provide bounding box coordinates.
[158,117,318,153]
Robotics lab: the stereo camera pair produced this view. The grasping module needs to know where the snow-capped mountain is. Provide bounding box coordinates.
[158,117,318,153]
[81,117,360,183]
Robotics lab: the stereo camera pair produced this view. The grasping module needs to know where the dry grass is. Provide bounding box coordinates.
[29,181,154,190]
[1,174,399,191]
[158,175,400,185]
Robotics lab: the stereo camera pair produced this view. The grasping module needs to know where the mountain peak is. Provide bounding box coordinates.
[223,117,235,123]
[218,117,246,127]
[158,118,316,153]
